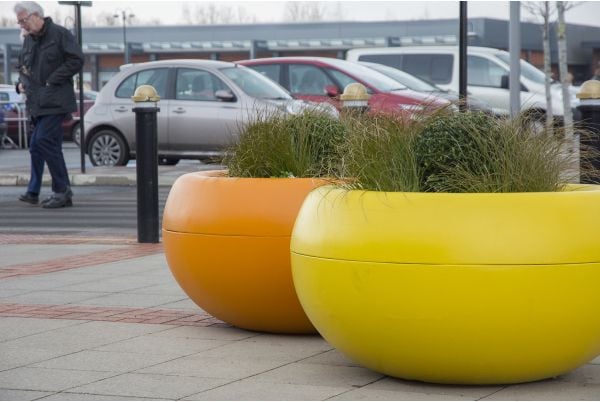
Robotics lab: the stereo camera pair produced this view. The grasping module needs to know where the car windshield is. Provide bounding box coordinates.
[324,59,407,92]
[495,53,547,85]
[220,66,292,100]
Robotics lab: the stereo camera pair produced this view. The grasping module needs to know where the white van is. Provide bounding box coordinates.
[346,46,576,119]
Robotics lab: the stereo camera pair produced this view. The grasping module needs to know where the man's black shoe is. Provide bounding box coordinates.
[18,192,39,205]
[42,188,73,209]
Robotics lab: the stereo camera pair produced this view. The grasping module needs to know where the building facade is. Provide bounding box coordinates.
[1,17,599,89]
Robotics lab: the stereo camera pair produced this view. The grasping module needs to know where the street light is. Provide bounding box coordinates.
[114,9,135,64]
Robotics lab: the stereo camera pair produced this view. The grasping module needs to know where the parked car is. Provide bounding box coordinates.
[346,46,577,120]
[238,57,450,116]
[0,84,96,147]
[83,59,326,166]
[359,61,493,113]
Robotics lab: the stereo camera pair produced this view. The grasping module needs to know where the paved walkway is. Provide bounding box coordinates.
[1,234,600,401]
[1,146,600,400]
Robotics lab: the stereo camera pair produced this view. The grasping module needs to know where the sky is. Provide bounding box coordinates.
[2,0,600,27]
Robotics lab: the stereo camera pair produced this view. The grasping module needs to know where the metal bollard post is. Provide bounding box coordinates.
[576,80,600,184]
[132,85,161,243]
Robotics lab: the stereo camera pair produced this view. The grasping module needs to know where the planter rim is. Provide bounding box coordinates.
[163,170,328,236]
[291,184,600,265]
[323,183,599,196]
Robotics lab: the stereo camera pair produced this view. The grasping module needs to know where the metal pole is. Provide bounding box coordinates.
[458,1,468,112]
[133,101,159,243]
[122,12,129,64]
[509,2,521,118]
[75,3,86,174]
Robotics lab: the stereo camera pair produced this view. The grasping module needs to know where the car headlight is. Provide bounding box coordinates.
[397,104,425,112]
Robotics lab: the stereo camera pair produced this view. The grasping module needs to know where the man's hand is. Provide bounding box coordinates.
[17,82,25,93]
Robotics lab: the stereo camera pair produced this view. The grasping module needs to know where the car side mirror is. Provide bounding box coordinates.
[500,75,528,91]
[325,85,340,98]
[215,89,236,102]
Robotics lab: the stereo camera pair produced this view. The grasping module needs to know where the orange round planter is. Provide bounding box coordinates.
[162,170,323,333]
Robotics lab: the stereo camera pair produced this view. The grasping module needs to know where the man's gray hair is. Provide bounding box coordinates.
[14,1,45,18]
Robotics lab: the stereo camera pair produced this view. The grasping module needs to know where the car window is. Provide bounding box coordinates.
[175,68,228,101]
[289,65,334,95]
[0,93,9,101]
[115,68,169,99]
[358,54,402,69]
[495,53,546,85]
[326,68,373,94]
[250,64,281,83]
[402,54,453,85]
[467,55,507,87]
[220,66,292,99]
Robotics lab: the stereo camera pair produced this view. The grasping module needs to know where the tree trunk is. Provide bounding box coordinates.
[556,1,579,182]
[543,3,553,131]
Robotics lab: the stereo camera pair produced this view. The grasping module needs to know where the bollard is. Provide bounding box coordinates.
[132,85,161,243]
[576,80,600,184]
[340,83,370,116]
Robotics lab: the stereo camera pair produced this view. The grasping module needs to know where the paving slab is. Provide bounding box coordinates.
[1,321,171,355]
[0,317,80,342]
[0,367,117,392]
[361,377,504,400]
[150,325,257,342]
[37,392,157,401]
[137,354,297,380]
[329,387,477,401]
[29,349,179,373]
[93,333,230,358]
[480,378,600,400]
[196,334,333,363]
[0,289,109,305]
[0,244,123,266]
[299,349,360,367]
[183,379,350,401]
[0,344,78,371]
[0,389,53,400]
[556,363,600,385]
[68,373,230,400]
[249,362,384,388]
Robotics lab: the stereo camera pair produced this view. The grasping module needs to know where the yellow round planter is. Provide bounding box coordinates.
[163,170,325,334]
[291,185,600,384]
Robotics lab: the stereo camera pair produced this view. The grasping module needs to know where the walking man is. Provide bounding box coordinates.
[15,1,84,208]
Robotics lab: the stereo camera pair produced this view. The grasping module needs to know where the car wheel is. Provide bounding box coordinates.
[72,123,81,147]
[88,129,129,166]
[158,157,180,166]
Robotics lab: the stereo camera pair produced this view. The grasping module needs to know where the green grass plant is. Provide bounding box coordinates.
[225,109,346,178]
[339,112,422,192]
[339,108,574,193]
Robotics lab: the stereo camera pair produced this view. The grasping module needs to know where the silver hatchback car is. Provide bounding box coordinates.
[84,59,318,166]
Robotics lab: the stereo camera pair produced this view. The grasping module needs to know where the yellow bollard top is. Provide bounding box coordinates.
[132,85,161,102]
[576,80,600,99]
[340,83,370,101]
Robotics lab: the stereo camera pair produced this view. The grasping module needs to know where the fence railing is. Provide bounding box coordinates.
[0,99,94,150]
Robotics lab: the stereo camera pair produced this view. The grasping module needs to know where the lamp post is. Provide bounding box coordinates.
[114,10,135,64]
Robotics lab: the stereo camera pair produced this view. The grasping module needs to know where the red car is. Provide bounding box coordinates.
[238,57,449,116]
[0,85,96,147]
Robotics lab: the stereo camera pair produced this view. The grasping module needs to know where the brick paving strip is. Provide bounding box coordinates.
[0,234,229,327]
[0,235,163,280]
[0,303,229,327]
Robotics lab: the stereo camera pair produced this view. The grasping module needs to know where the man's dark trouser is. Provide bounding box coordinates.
[27,113,70,195]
